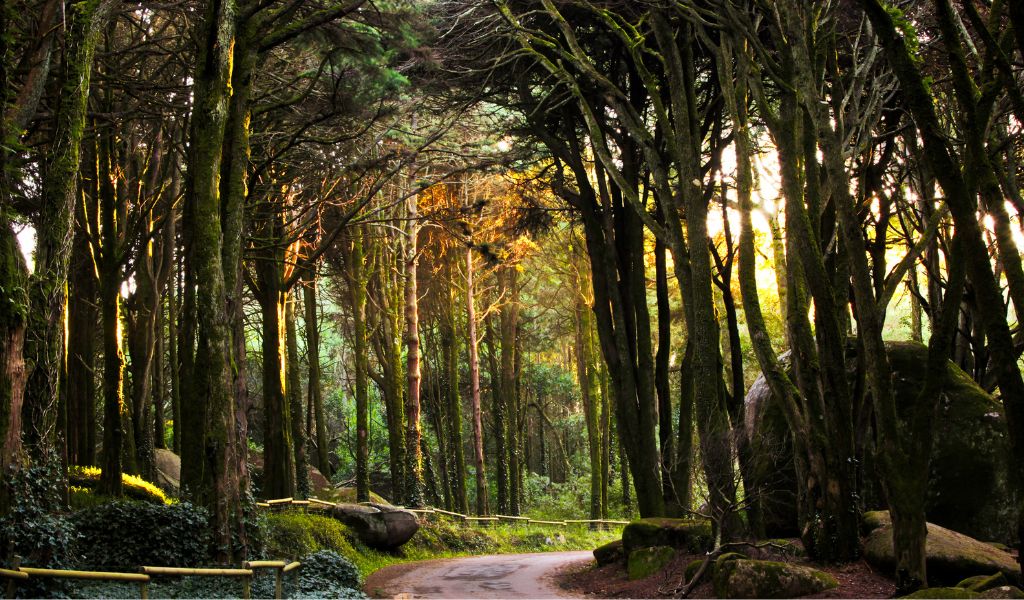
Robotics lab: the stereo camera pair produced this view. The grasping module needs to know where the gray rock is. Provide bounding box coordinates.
[330,502,419,550]
[713,559,838,598]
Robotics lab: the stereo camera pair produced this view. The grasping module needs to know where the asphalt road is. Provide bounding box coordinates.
[364,550,593,599]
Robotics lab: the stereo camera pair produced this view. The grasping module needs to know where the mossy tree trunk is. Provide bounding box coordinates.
[858,0,1024,578]
[286,289,308,499]
[444,259,468,514]
[303,272,330,479]
[22,0,113,459]
[181,0,246,561]
[350,227,370,502]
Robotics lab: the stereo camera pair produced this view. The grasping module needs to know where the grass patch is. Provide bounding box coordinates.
[262,510,621,581]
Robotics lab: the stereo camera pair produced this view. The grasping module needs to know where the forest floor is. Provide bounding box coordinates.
[364,550,591,598]
[558,545,897,599]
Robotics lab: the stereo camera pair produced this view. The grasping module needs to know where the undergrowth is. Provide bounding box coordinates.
[262,509,622,581]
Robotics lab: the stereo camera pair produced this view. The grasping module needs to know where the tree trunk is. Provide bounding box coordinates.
[259,287,295,499]
[465,244,488,515]
[287,290,308,499]
[23,0,113,459]
[303,273,330,479]
[485,316,508,514]
[351,231,370,502]
[182,0,246,560]
[445,278,468,514]
[403,191,424,507]
[0,218,28,481]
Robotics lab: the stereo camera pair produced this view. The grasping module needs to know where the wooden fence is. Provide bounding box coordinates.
[0,560,302,600]
[257,496,630,530]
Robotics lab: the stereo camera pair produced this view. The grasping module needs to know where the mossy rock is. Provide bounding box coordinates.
[959,573,1010,592]
[903,587,981,599]
[685,559,707,584]
[621,518,712,554]
[746,341,1019,542]
[864,513,1021,586]
[766,539,805,557]
[979,586,1024,599]
[713,559,838,598]
[627,546,675,580]
[715,552,748,572]
[863,510,892,534]
[594,539,624,566]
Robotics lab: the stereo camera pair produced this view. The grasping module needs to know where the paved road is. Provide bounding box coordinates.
[364,551,593,599]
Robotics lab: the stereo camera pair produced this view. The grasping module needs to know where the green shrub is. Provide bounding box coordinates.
[263,511,357,560]
[71,501,210,568]
[1,459,81,598]
[286,550,364,598]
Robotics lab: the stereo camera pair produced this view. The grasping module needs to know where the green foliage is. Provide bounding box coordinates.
[0,459,81,598]
[0,462,80,593]
[263,512,358,560]
[288,550,363,598]
[71,501,211,568]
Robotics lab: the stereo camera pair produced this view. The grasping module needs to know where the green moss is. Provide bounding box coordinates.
[627,546,675,580]
[863,510,892,533]
[902,587,980,599]
[979,586,1024,599]
[959,573,1010,592]
[685,559,706,584]
[864,515,1022,586]
[264,512,357,560]
[715,551,747,570]
[714,559,838,599]
[622,518,712,553]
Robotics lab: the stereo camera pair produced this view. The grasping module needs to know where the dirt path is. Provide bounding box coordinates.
[364,551,594,599]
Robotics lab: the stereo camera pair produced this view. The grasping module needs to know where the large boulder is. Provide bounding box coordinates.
[746,341,1018,542]
[154,448,181,492]
[864,511,1021,586]
[593,539,624,566]
[330,502,418,550]
[621,518,712,554]
[713,559,838,598]
[627,546,675,580]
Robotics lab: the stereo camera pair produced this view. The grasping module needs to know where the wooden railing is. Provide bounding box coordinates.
[257,496,630,530]
[1,560,302,599]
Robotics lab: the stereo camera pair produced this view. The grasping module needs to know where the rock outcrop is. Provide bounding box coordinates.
[621,518,712,554]
[330,502,419,550]
[627,546,675,580]
[713,559,838,598]
[745,341,1018,542]
[863,511,1021,586]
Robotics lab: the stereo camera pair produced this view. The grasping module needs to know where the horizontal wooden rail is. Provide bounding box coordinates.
[17,567,150,599]
[19,567,149,582]
[527,519,567,526]
[142,566,254,600]
[243,560,287,569]
[283,562,301,574]
[244,560,299,599]
[0,568,28,580]
[142,566,252,577]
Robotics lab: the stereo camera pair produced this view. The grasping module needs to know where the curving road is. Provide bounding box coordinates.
[364,551,593,599]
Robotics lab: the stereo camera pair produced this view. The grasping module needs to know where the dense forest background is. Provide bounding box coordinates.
[2,0,1024,595]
